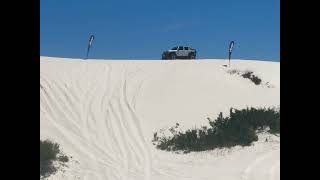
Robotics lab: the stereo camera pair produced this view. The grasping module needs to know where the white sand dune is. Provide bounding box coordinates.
[40,57,280,180]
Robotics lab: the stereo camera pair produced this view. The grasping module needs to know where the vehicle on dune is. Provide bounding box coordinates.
[162,46,197,60]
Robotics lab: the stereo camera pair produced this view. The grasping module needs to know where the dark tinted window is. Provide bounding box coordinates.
[184,47,189,50]
[171,47,178,50]
[178,46,183,50]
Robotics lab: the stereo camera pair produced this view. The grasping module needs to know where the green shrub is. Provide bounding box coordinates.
[40,140,69,179]
[241,71,262,85]
[153,107,280,152]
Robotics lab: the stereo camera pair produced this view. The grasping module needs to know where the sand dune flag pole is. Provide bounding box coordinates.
[228,41,234,67]
[86,35,95,59]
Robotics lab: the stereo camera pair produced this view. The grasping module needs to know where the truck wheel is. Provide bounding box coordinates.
[171,53,176,60]
[189,54,195,59]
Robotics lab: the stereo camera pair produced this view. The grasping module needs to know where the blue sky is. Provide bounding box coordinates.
[40,0,279,61]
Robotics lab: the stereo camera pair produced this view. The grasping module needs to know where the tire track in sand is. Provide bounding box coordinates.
[241,148,280,180]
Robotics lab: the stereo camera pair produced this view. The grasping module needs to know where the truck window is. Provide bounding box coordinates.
[184,47,189,50]
[171,47,178,50]
[178,46,183,50]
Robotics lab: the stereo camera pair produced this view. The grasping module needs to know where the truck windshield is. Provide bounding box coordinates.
[171,47,178,50]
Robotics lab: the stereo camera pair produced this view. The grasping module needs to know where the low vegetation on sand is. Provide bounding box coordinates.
[40,139,69,179]
[153,107,280,153]
[228,69,268,86]
[241,71,262,85]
